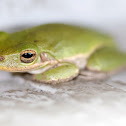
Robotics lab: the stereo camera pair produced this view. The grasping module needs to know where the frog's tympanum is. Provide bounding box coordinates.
[0,24,126,84]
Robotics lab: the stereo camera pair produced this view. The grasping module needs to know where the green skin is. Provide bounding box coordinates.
[0,23,126,84]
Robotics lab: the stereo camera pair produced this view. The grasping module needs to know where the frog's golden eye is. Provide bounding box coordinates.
[20,50,36,63]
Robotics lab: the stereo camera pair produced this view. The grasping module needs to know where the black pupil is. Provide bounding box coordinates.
[22,53,33,58]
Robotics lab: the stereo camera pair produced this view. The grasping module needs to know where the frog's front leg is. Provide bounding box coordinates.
[33,63,79,84]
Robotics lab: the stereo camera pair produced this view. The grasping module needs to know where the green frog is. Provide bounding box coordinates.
[0,23,125,84]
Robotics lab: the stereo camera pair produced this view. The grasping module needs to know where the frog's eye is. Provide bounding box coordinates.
[20,50,36,63]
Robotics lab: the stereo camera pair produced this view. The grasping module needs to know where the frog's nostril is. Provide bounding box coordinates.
[0,56,5,61]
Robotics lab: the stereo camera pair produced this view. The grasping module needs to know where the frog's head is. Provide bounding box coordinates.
[0,31,55,72]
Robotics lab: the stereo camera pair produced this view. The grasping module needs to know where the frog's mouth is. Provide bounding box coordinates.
[0,52,58,73]
[0,62,44,72]
[0,60,58,73]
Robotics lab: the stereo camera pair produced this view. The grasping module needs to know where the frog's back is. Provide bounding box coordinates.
[10,24,116,59]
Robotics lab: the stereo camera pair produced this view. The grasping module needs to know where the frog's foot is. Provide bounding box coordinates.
[32,63,79,84]
[80,70,108,80]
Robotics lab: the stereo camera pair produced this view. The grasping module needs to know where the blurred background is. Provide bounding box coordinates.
[0,0,126,28]
[1,0,126,126]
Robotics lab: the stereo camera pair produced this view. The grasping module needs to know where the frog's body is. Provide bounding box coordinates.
[0,24,126,84]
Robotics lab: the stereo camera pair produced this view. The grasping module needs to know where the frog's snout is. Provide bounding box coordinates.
[0,56,5,61]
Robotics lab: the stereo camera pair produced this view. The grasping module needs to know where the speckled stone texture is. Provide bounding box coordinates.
[1,71,126,126]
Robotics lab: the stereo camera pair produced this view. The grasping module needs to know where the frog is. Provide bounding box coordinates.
[0,23,126,84]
